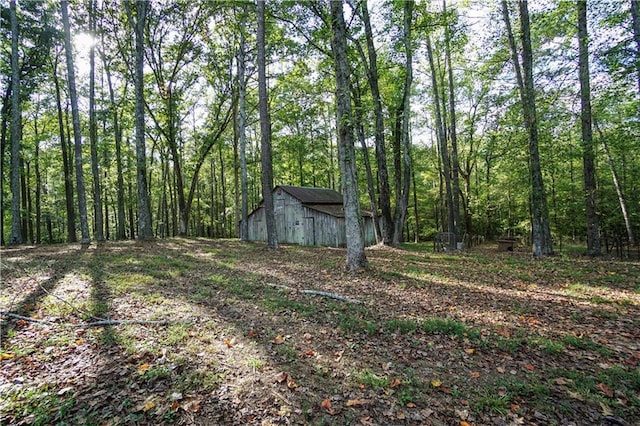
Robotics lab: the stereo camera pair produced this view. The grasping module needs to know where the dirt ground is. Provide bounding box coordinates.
[1,239,639,425]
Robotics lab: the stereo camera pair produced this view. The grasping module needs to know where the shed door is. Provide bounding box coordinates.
[304,217,315,246]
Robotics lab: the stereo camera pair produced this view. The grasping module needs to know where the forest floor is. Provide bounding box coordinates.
[1,238,639,426]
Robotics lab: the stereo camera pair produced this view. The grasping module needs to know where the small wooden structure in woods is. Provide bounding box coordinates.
[246,185,377,247]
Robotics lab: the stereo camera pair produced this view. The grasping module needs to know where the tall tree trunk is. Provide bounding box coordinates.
[427,35,455,248]
[34,111,41,244]
[62,0,91,244]
[53,51,76,242]
[238,21,249,241]
[502,0,553,256]
[330,0,368,270]
[88,0,104,241]
[443,0,461,241]
[103,61,127,240]
[9,0,23,244]
[257,0,278,249]
[352,80,381,243]
[577,0,600,256]
[360,0,393,244]
[392,0,413,246]
[631,0,640,96]
[595,121,635,246]
[127,0,153,239]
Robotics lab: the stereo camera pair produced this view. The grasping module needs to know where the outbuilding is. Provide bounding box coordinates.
[246,185,377,247]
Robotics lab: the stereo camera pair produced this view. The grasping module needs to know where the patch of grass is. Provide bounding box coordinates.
[421,317,479,339]
[108,272,155,293]
[1,384,79,426]
[529,336,566,355]
[561,335,612,356]
[593,309,619,320]
[357,370,389,389]
[142,365,172,382]
[177,368,224,392]
[246,357,266,371]
[384,318,419,334]
[494,336,525,354]
[163,323,190,346]
[473,393,510,415]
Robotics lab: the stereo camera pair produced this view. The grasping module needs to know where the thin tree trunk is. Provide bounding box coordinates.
[352,80,381,243]
[238,20,249,241]
[62,0,90,244]
[502,0,553,256]
[34,111,41,244]
[127,0,153,239]
[577,0,600,256]
[595,121,635,246]
[360,0,393,244]
[427,35,455,247]
[444,0,461,241]
[88,0,104,241]
[52,51,76,242]
[104,63,127,240]
[392,0,413,247]
[330,0,368,270]
[9,0,23,244]
[257,0,278,249]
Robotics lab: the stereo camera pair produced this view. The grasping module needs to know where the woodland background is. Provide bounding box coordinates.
[1,0,639,255]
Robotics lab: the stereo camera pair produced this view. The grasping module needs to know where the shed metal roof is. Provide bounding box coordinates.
[277,185,343,204]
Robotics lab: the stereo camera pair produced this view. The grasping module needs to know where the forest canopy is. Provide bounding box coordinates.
[1,0,638,256]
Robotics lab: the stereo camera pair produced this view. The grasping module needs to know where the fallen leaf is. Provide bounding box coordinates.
[496,366,505,373]
[137,363,150,375]
[286,377,297,389]
[170,401,180,411]
[224,338,234,348]
[248,330,258,338]
[346,399,369,406]
[182,398,201,412]
[431,379,442,388]
[359,417,373,425]
[596,383,613,397]
[396,411,406,419]
[273,335,285,345]
[321,399,332,409]
[390,378,402,388]
[0,352,15,360]
[274,372,288,383]
[470,371,480,378]
[464,348,475,355]
[554,377,573,386]
[511,403,520,411]
[524,364,535,371]
[460,422,471,426]
[599,401,613,416]
[304,349,315,357]
[406,402,416,408]
[567,391,585,401]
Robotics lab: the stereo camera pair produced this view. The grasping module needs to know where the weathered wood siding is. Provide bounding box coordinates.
[246,187,377,247]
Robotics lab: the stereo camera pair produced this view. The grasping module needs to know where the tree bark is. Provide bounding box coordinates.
[88,0,104,241]
[360,0,393,244]
[577,0,600,256]
[9,0,23,245]
[257,0,278,249]
[127,0,153,239]
[502,0,553,256]
[427,35,455,248]
[62,0,91,244]
[330,0,368,270]
[443,0,461,241]
[237,24,249,241]
[352,80,381,243]
[52,50,76,243]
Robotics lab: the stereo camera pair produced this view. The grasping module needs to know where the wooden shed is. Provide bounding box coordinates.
[246,185,377,247]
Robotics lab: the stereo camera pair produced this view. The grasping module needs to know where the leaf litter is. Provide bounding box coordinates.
[1,239,638,425]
